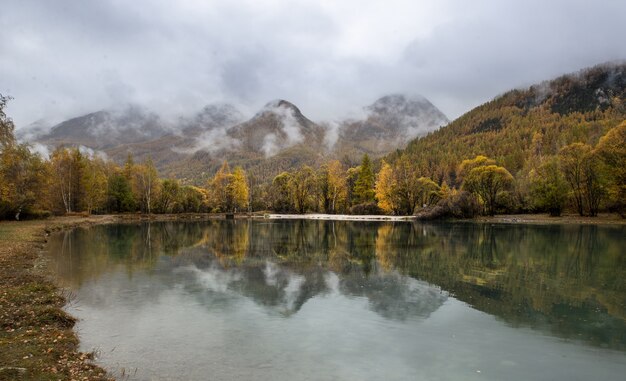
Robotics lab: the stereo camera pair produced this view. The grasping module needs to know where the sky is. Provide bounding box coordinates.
[2,0,625,129]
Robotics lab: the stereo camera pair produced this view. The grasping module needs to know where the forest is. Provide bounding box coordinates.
[1,64,625,220]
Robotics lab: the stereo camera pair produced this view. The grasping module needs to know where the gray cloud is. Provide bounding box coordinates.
[2,0,625,129]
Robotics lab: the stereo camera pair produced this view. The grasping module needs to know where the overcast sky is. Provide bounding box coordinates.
[2,0,625,128]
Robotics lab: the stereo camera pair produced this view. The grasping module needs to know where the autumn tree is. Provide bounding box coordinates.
[458,155,496,186]
[0,94,16,149]
[559,143,606,216]
[50,147,85,213]
[353,154,376,204]
[0,144,49,219]
[209,161,232,212]
[596,122,626,216]
[463,164,514,215]
[135,158,160,214]
[229,166,249,212]
[81,155,108,214]
[318,160,347,214]
[415,177,442,209]
[289,165,316,213]
[375,160,396,214]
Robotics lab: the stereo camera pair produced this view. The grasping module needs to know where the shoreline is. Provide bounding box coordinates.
[1,212,623,379]
[264,212,625,225]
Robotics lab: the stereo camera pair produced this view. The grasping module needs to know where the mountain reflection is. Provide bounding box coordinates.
[49,219,626,350]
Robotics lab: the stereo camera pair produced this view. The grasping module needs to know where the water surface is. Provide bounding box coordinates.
[48,220,626,380]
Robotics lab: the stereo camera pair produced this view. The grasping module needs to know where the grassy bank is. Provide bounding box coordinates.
[0,216,118,381]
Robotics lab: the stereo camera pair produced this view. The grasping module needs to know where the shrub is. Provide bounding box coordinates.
[349,202,383,215]
[417,191,481,219]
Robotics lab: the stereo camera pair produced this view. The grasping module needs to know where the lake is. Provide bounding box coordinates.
[48,220,626,380]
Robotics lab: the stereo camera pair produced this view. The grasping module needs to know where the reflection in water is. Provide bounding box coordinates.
[48,220,626,380]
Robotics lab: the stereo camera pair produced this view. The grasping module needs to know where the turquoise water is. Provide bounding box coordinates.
[48,220,626,380]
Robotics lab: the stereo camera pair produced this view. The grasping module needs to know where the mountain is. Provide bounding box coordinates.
[386,62,626,186]
[27,94,448,183]
[36,105,171,150]
[165,100,327,182]
[334,94,448,159]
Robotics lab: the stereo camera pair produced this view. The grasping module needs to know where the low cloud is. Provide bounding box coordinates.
[2,0,625,130]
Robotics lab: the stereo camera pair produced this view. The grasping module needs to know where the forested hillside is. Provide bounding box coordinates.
[388,63,625,185]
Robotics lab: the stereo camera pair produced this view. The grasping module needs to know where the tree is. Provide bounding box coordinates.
[530,157,568,216]
[393,155,420,215]
[458,155,496,186]
[106,173,135,212]
[0,144,49,219]
[271,172,293,212]
[0,94,16,149]
[209,161,232,212]
[559,143,606,216]
[596,122,626,216]
[156,179,181,213]
[135,158,160,214]
[179,186,208,213]
[463,164,514,215]
[229,166,249,212]
[318,160,347,214]
[289,166,315,213]
[353,154,376,204]
[81,156,108,214]
[375,160,396,214]
[415,177,442,209]
[50,147,84,213]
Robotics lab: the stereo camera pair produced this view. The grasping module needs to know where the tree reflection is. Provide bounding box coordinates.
[49,219,626,350]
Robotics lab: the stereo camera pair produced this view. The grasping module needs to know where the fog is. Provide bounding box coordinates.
[2,0,625,129]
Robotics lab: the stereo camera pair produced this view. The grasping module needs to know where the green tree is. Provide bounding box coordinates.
[463,164,514,215]
[107,173,136,212]
[271,172,294,212]
[530,157,568,216]
[393,155,420,215]
[353,154,376,204]
[156,179,181,213]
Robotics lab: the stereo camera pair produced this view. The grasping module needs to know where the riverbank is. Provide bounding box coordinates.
[0,216,121,381]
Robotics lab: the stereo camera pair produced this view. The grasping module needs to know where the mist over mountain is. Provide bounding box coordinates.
[26,93,447,183]
[335,94,449,157]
